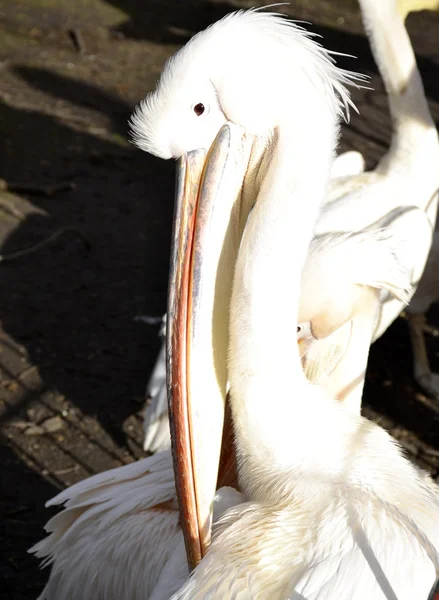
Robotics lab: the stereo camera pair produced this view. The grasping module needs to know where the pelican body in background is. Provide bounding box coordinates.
[398,0,439,402]
[320,0,439,406]
[327,0,439,404]
[33,5,439,600]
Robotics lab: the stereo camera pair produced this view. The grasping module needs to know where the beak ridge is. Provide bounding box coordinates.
[167,124,253,568]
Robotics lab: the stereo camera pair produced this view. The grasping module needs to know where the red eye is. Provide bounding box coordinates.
[194,103,205,116]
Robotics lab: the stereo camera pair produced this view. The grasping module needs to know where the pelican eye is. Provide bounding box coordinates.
[296,322,314,340]
[193,103,205,116]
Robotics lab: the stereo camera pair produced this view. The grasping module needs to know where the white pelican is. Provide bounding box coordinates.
[33,5,439,599]
[147,8,439,599]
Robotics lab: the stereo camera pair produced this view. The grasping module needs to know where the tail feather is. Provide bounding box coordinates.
[30,451,175,563]
[45,449,172,509]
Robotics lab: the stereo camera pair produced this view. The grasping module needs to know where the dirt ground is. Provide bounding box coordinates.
[0,1,438,598]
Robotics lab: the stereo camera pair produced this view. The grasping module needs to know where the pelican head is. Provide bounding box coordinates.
[130,8,363,570]
[130,10,361,160]
[130,11,284,159]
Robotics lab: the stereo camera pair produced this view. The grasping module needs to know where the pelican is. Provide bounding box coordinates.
[150,6,439,598]
[33,5,439,599]
[142,0,439,453]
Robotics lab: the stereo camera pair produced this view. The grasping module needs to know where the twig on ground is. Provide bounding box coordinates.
[0,227,92,264]
[67,28,86,54]
[0,179,76,197]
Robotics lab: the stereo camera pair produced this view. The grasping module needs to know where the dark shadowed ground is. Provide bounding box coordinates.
[0,1,438,598]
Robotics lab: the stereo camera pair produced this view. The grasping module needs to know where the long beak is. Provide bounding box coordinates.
[167,124,253,570]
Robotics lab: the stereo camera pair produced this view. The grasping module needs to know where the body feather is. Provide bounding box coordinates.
[31,451,243,599]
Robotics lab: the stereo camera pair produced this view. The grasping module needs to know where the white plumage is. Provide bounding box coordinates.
[31,450,243,599]
[173,446,439,599]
